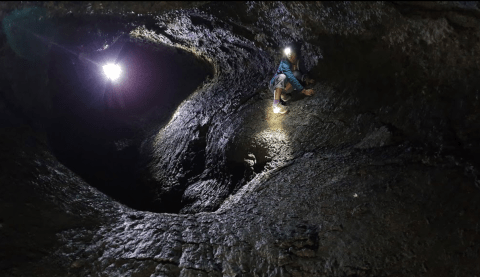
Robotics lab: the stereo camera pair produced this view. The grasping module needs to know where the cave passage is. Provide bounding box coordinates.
[46,38,213,213]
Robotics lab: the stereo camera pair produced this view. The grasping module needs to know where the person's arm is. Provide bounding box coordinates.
[296,59,316,88]
[295,59,315,85]
[281,60,304,91]
[282,61,314,95]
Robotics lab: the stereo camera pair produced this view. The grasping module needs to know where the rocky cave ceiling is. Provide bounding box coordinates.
[1,1,480,276]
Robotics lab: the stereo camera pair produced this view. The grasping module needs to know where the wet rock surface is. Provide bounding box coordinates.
[1,1,480,276]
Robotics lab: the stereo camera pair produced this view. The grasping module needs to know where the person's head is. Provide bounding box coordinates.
[284,47,298,63]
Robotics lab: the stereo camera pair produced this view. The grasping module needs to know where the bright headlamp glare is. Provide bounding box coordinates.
[103,63,121,81]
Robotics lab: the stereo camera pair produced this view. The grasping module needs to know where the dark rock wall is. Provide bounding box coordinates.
[1,1,480,276]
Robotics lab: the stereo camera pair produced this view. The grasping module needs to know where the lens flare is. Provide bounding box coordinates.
[103,63,121,81]
[284,47,291,56]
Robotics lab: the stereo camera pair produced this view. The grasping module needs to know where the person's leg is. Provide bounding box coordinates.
[285,82,293,93]
[274,88,282,101]
[280,82,293,102]
[272,74,288,114]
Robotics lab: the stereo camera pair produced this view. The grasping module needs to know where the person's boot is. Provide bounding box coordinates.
[273,102,289,114]
[273,88,288,114]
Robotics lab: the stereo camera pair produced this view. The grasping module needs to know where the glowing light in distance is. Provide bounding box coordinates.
[284,47,291,56]
[103,63,121,81]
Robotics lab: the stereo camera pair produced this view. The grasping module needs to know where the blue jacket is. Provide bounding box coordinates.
[270,58,304,91]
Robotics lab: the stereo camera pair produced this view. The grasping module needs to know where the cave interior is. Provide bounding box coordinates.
[1,1,480,276]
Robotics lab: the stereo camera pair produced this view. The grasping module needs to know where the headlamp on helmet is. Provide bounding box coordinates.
[284,47,297,61]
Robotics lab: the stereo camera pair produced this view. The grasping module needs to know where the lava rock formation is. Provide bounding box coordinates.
[1,1,480,276]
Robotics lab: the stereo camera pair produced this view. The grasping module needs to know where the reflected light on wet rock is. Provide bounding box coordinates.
[254,128,293,169]
[266,105,286,131]
[258,105,294,169]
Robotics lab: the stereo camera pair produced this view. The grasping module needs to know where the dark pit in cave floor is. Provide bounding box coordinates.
[46,39,213,213]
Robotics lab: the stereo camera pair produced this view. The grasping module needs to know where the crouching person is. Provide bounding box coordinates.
[269,47,315,114]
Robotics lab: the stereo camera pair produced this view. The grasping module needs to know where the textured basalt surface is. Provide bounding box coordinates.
[1,1,480,276]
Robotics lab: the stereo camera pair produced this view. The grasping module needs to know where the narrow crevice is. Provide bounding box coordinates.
[225,142,272,195]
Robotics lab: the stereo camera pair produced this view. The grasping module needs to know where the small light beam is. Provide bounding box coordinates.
[284,47,291,56]
[103,63,121,81]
